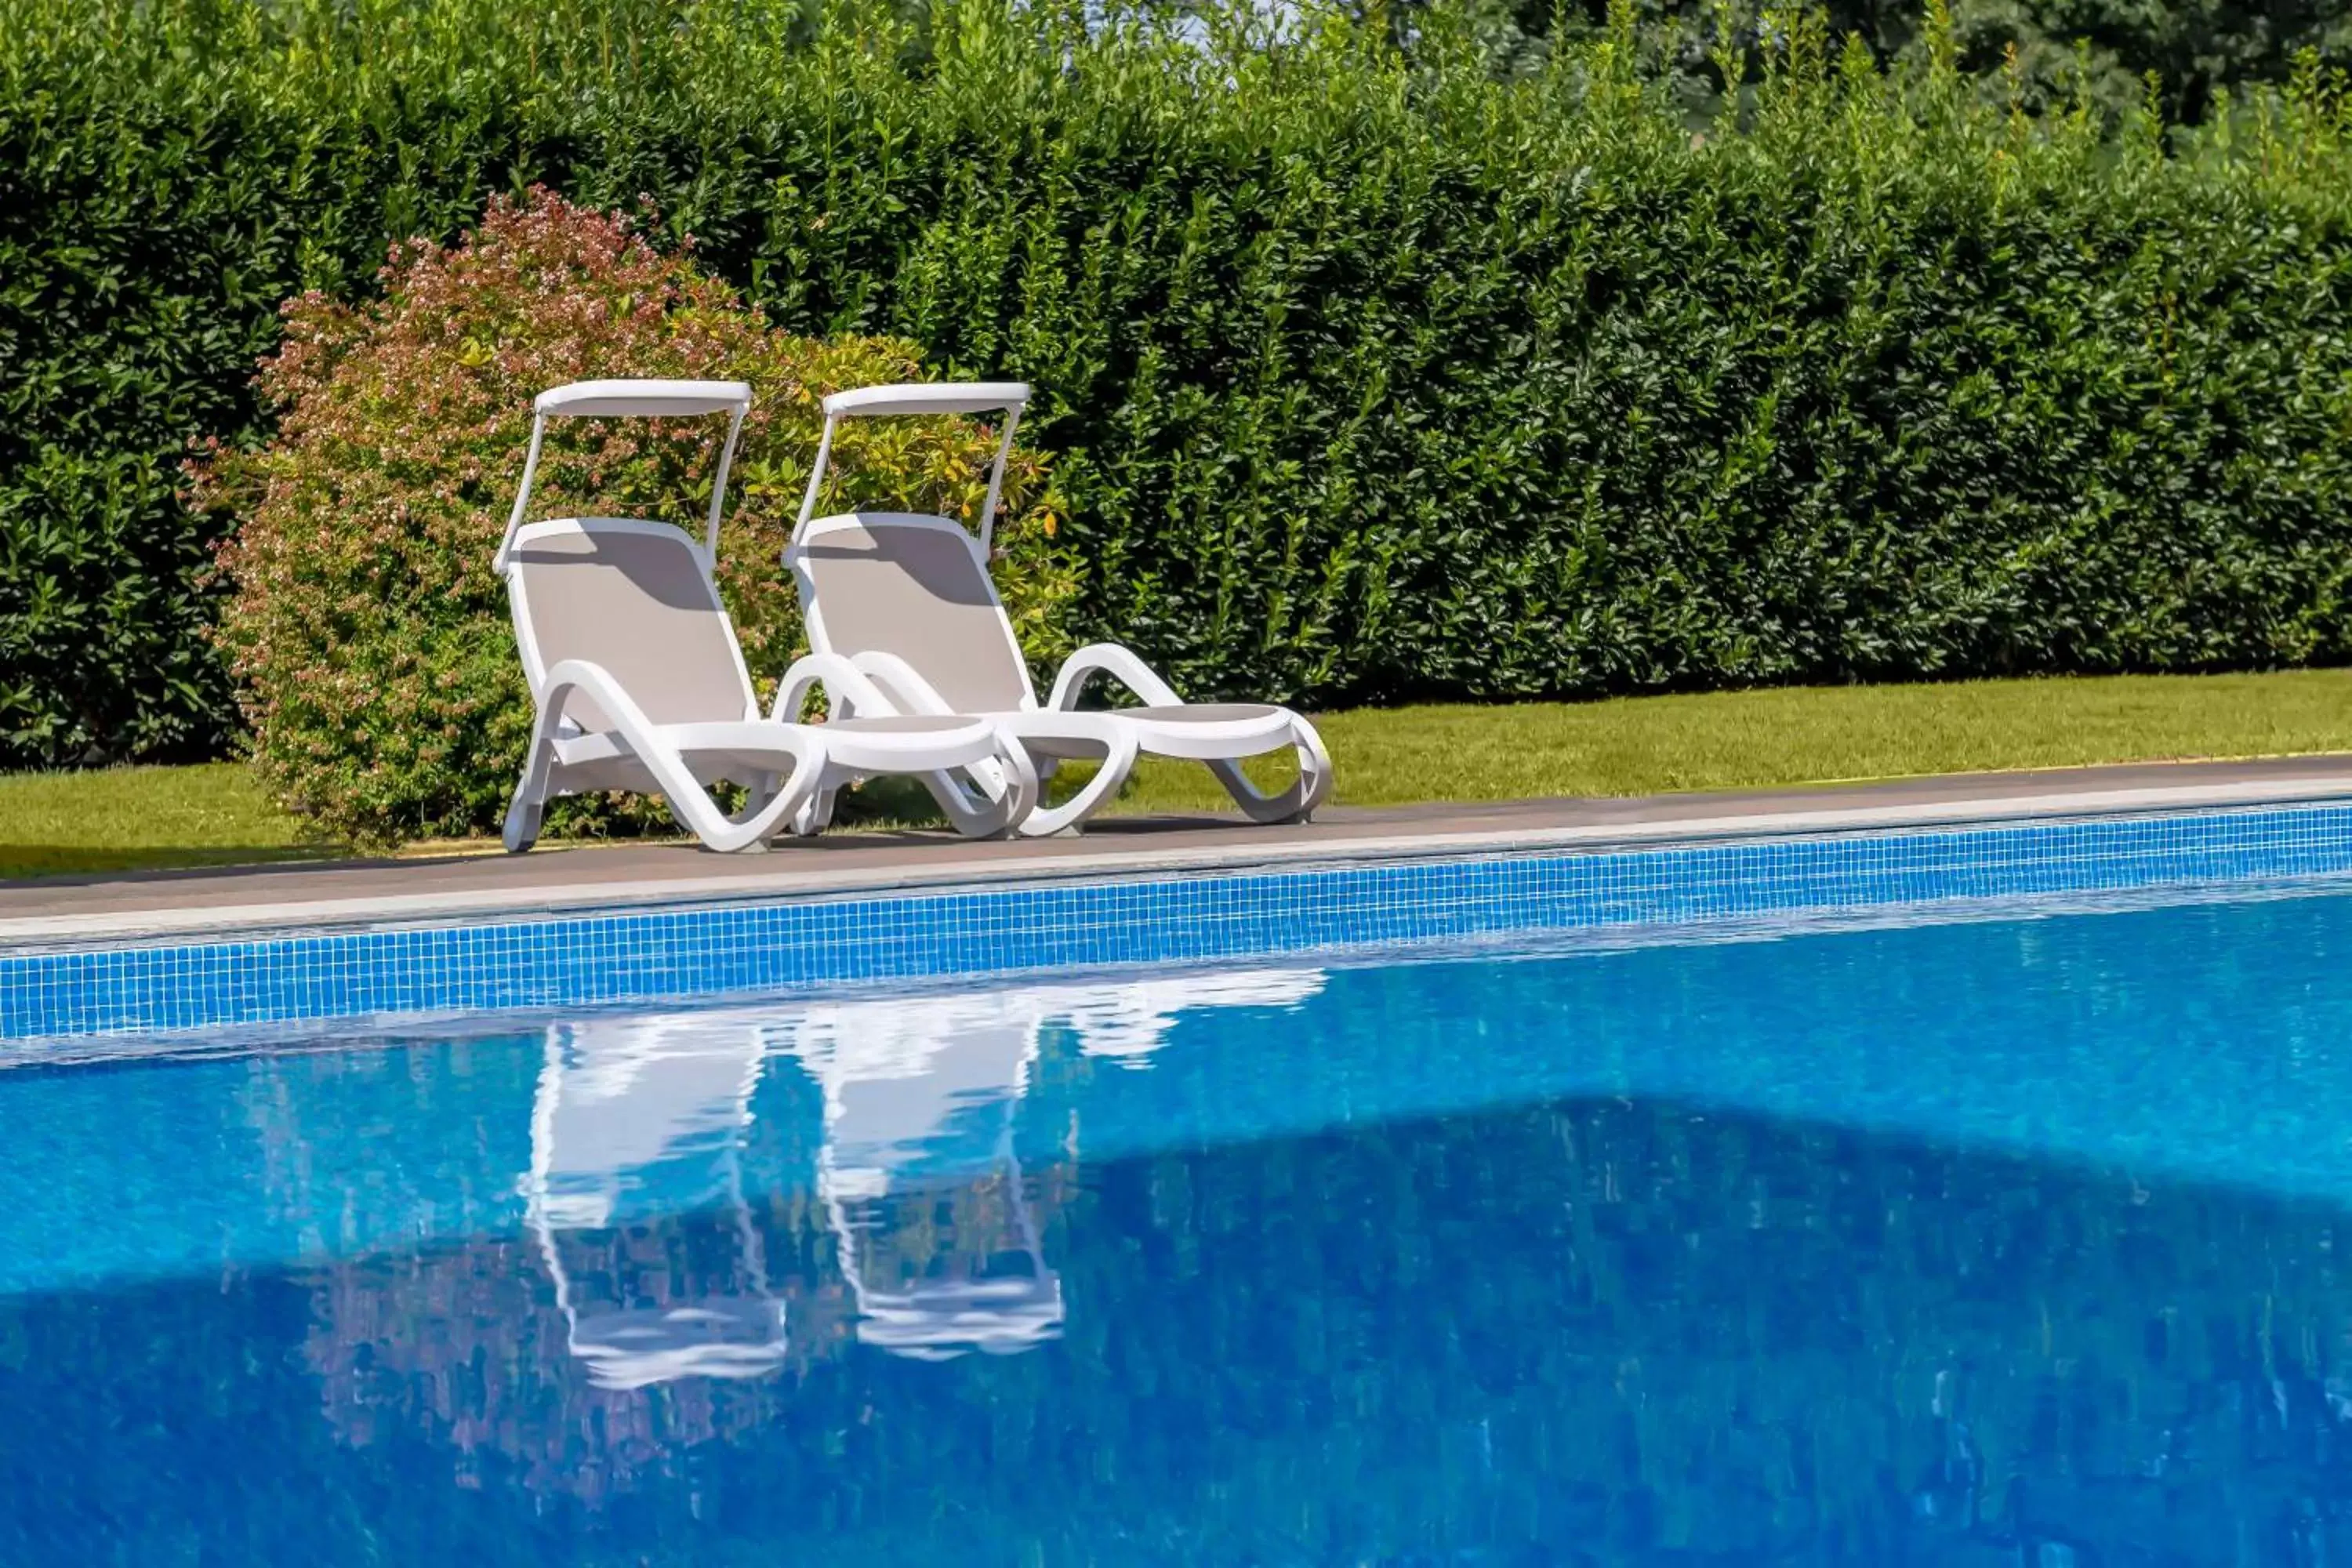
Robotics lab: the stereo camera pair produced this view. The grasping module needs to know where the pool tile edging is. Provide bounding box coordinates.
[12,769,2352,949]
[7,800,2352,1044]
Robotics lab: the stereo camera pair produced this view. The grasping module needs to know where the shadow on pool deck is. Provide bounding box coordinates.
[9,755,2352,945]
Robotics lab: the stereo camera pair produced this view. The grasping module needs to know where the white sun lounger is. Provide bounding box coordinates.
[495,379,1033,852]
[782,382,1334,836]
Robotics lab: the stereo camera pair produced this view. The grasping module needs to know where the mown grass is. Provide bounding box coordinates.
[0,763,336,879]
[1109,668,2352,811]
[6,670,2352,880]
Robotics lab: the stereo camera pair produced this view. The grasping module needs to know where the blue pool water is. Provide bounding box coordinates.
[11,886,2352,1563]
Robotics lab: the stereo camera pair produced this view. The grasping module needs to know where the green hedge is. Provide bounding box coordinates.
[5,0,2352,769]
[1537,0,2352,123]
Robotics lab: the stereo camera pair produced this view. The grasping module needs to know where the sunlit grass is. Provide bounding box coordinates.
[8,670,2352,880]
[1085,668,2352,812]
[0,763,333,880]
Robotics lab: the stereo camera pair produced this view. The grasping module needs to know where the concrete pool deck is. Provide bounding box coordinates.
[7,755,2352,949]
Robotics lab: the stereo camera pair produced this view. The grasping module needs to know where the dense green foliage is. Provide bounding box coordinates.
[187,192,1066,845]
[1530,0,2352,120]
[5,0,2352,770]
[1850,0,2349,118]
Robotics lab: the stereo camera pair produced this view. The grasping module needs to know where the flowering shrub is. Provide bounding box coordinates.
[191,190,1073,848]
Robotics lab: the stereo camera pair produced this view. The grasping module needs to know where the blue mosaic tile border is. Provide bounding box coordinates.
[8,802,2352,1044]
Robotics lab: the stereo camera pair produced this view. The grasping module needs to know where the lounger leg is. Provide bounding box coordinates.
[502,790,546,854]
[1017,733,1138,837]
[789,782,841,838]
[921,737,1040,839]
[920,770,998,836]
[502,731,561,853]
[532,662,829,853]
[665,748,826,851]
[1204,716,1334,825]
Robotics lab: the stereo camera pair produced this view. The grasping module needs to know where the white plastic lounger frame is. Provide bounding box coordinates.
[785,382,1332,836]
[498,379,1033,852]
[497,379,753,574]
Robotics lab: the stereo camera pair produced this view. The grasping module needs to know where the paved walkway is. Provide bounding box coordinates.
[7,756,2352,947]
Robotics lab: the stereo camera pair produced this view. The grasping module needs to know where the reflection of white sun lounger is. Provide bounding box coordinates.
[825,1139,1066,1363]
[495,379,1034,852]
[521,967,1330,1375]
[783,968,1326,1358]
[784,382,1333,836]
[523,1016,789,1390]
[800,1004,1066,1360]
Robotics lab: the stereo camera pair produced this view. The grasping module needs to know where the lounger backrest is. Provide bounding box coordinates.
[793,514,1035,712]
[508,521,756,731]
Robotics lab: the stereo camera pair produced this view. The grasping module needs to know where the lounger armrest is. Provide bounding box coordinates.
[1045,643,1184,712]
[771,652,896,723]
[846,651,958,717]
[538,658,655,737]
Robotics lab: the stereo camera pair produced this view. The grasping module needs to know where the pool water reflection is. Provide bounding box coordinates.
[10,890,2352,1562]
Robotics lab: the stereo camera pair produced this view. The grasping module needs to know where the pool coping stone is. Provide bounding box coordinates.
[7,756,2352,950]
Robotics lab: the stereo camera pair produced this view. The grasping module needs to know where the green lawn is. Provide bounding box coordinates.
[0,762,337,880]
[8,669,2352,881]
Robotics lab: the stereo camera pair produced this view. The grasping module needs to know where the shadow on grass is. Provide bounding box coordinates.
[826,754,1327,834]
[0,757,1297,886]
[0,844,347,883]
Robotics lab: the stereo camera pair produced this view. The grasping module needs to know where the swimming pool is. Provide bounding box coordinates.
[8,875,2352,1563]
